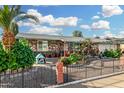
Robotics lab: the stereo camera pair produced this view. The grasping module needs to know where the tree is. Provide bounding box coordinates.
[0,5,39,51]
[72,30,83,37]
[81,39,99,56]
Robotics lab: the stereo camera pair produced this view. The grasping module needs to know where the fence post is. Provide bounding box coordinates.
[119,56,124,71]
[100,59,103,75]
[56,62,64,84]
[113,59,115,72]
[22,68,24,88]
[0,73,1,88]
[66,65,68,82]
[85,62,87,78]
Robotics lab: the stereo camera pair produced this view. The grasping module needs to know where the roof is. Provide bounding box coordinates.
[36,54,45,59]
[16,33,110,43]
[91,38,110,43]
[16,33,85,42]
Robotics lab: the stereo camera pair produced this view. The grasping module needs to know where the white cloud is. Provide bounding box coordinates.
[41,15,54,24]
[117,31,124,38]
[80,20,110,31]
[51,17,78,26]
[27,26,62,35]
[27,9,42,17]
[100,31,124,38]
[80,25,90,30]
[102,5,123,17]
[103,31,116,38]
[18,9,78,35]
[91,20,110,30]
[17,20,36,27]
[100,31,116,38]
[26,9,78,27]
[92,15,100,20]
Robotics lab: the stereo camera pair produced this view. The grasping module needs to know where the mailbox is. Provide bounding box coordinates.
[36,53,46,64]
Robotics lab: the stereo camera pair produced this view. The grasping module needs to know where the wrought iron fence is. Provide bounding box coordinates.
[0,64,56,88]
[64,58,123,83]
[0,58,124,88]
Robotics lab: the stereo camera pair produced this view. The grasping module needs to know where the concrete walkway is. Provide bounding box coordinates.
[61,74,124,88]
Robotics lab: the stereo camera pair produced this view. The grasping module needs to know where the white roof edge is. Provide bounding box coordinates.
[16,33,85,42]
[16,33,113,43]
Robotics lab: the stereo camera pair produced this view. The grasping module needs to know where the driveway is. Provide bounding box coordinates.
[61,74,124,88]
[46,58,59,64]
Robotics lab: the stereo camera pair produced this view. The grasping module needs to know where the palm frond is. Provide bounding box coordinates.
[10,13,39,30]
[15,14,39,23]
[10,23,19,35]
[0,6,11,30]
[0,5,39,35]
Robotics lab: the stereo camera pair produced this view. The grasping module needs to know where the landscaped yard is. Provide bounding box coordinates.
[0,5,124,88]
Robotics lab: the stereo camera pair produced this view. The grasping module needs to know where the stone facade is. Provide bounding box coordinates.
[27,39,72,52]
[28,39,38,51]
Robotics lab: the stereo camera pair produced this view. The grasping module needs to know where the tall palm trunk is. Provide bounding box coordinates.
[2,29,16,51]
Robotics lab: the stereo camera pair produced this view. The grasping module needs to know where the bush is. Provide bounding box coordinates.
[0,41,35,72]
[60,57,71,66]
[102,49,122,58]
[0,43,9,72]
[19,38,29,46]
[68,53,81,64]
[11,41,35,68]
[60,53,82,66]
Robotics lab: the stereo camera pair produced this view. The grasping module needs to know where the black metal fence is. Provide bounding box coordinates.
[64,58,123,83]
[0,64,56,88]
[1,58,124,88]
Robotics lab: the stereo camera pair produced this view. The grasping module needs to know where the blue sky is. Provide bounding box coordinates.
[1,5,124,38]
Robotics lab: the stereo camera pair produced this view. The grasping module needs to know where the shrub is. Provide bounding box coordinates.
[60,57,71,66]
[11,41,35,68]
[0,43,9,72]
[68,53,81,64]
[0,41,35,72]
[19,38,29,46]
[102,49,122,58]
[7,51,18,70]
[60,53,82,66]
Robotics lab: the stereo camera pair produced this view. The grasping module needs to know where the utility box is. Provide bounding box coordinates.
[36,53,46,64]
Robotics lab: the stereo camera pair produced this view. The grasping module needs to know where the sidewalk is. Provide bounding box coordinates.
[61,74,124,88]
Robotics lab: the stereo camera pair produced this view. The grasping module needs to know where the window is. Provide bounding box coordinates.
[38,41,48,51]
[38,41,42,51]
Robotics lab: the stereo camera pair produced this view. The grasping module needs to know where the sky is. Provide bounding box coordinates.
[1,5,124,38]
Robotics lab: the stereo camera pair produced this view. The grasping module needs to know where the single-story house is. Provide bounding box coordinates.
[16,33,84,52]
[16,33,124,57]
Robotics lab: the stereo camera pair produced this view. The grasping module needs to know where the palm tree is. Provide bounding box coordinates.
[0,5,39,51]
